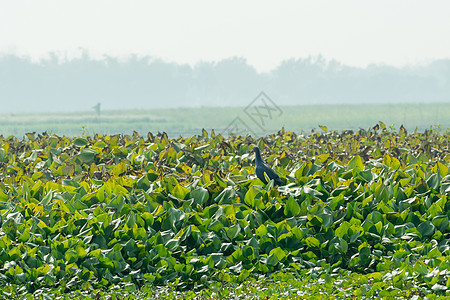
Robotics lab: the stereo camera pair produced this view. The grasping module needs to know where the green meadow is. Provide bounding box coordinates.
[1,102,449,138]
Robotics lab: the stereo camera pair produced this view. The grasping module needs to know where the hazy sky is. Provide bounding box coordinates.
[1,1,450,72]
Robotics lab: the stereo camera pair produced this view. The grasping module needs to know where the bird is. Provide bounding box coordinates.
[253,146,284,186]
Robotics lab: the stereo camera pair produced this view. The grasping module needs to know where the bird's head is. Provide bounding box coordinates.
[252,146,262,160]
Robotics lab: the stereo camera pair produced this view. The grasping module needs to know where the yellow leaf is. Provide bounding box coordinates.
[113,161,127,177]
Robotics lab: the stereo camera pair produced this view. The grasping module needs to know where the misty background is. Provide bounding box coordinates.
[1,54,449,114]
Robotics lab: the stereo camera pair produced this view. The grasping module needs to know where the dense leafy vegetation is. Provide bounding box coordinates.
[1,123,450,298]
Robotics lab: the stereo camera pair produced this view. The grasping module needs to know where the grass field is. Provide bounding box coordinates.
[1,102,449,138]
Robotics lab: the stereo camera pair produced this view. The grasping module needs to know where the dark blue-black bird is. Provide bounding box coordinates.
[253,147,284,185]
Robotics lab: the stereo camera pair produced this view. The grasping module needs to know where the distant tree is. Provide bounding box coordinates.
[0,52,448,113]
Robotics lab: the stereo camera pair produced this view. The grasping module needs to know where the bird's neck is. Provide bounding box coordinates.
[255,153,263,164]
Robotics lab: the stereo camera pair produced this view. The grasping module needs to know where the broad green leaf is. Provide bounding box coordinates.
[73,138,88,147]
[40,190,53,206]
[417,221,435,237]
[113,161,128,177]
[191,187,209,205]
[437,161,448,178]
[347,155,364,172]
[227,224,241,241]
[172,184,190,200]
[269,247,286,261]
[266,253,278,266]
[78,148,96,163]
[358,170,373,182]
[137,175,151,190]
[107,195,125,212]
[141,212,154,226]
[127,211,136,228]
[413,261,428,275]
[165,239,180,252]
[3,218,17,238]
[65,249,79,263]
[427,173,441,191]
[244,186,261,208]
[383,154,400,170]
[320,213,333,228]
[305,236,320,248]
[284,197,300,217]
[26,132,35,141]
